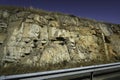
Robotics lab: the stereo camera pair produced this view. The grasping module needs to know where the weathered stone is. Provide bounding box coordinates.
[0,33,6,43]
[99,24,112,36]
[34,14,40,21]
[0,22,7,28]
[39,16,48,25]
[17,11,30,18]
[25,19,34,23]
[0,7,119,72]
[28,14,34,19]
[49,21,59,27]
[2,11,9,18]
[40,44,70,65]
[40,26,48,40]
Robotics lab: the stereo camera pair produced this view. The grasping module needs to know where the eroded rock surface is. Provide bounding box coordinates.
[0,7,120,70]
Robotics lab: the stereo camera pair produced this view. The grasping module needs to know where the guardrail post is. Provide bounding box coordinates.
[90,72,94,80]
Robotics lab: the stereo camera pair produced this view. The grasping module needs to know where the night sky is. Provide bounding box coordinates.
[0,0,120,24]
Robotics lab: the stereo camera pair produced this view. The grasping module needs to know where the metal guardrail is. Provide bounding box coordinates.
[0,62,120,80]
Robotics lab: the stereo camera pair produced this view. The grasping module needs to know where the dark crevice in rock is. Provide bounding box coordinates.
[50,39,56,42]
[0,43,2,45]
[24,53,30,55]
[105,36,111,43]
[6,52,10,56]
[33,39,38,43]
[25,41,29,44]
[59,42,65,46]
[56,37,66,41]
[42,43,45,46]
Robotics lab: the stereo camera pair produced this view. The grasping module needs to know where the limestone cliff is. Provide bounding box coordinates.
[0,7,120,75]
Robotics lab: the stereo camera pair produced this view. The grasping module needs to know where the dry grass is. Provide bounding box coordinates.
[0,58,119,76]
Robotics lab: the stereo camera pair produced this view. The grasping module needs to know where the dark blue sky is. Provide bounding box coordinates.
[0,0,120,24]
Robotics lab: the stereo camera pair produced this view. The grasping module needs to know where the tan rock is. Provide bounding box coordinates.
[40,44,70,65]
[2,11,9,18]
[49,21,59,27]
[0,7,119,70]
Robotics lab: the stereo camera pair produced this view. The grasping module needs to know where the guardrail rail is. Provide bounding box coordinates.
[0,62,120,80]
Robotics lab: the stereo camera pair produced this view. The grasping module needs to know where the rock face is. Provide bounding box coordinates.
[0,7,120,69]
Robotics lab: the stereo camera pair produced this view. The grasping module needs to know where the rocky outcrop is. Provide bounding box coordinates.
[0,7,120,71]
